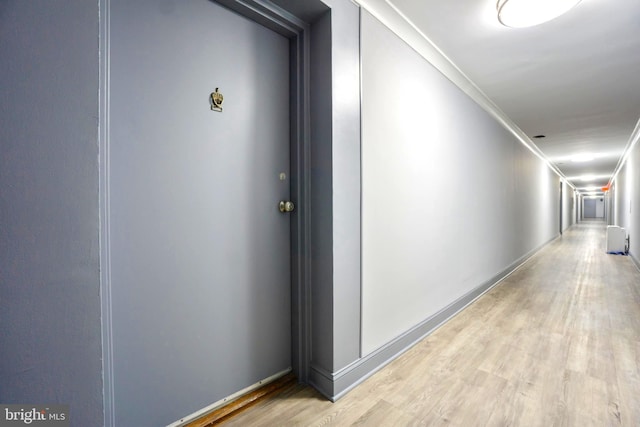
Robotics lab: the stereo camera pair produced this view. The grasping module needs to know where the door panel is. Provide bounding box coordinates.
[109,1,291,425]
[584,198,597,218]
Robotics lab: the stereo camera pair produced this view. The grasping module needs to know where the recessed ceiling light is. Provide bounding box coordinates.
[577,174,610,182]
[567,174,610,182]
[571,154,594,162]
[497,0,582,28]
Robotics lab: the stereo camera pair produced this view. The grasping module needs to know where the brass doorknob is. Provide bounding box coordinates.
[279,201,295,213]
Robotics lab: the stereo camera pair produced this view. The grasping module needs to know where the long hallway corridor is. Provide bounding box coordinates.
[221,222,640,426]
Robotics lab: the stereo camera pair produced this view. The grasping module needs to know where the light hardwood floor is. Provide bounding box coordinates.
[223,221,640,426]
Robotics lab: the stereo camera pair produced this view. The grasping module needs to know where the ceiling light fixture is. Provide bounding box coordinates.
[497,0,582,28]
[571,154,594,163]
[577,174,610,182]
[578,186,600,191]
[567,174,610,182]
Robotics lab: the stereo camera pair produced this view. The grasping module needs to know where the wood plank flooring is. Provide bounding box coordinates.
[222,221,640,426]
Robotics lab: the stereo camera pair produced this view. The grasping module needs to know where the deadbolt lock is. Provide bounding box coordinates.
[279,201,295,213]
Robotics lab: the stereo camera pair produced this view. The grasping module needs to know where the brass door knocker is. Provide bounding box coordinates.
[210,88,223,112]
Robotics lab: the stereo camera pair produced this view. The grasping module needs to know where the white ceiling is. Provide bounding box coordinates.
[383,0,640,192]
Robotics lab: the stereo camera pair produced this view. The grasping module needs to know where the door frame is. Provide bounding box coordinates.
[215,0,312,384]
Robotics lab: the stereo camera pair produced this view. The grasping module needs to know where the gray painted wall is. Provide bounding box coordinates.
[0,1,104,426]
[321,0,362,374]
[360,11,560,355]
[310,10,335,374]
[308,0,362,395]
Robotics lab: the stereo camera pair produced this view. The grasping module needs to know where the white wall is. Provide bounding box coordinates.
[596,197,605,218]
[606,187,613,225]
[613,139,639,262]
[561,181,574,231]
[360,11,560,354]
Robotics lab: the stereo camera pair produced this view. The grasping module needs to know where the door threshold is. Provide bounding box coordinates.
[172,370,296,426]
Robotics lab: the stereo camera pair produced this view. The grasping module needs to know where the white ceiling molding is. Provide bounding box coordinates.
[355,0,576,189]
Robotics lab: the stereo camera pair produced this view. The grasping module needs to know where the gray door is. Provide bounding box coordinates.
[584,198,597,218]
[109,1,291,425]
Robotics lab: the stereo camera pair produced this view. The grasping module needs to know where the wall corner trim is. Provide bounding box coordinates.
[309,234,559,401]
[99,0,115,425]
